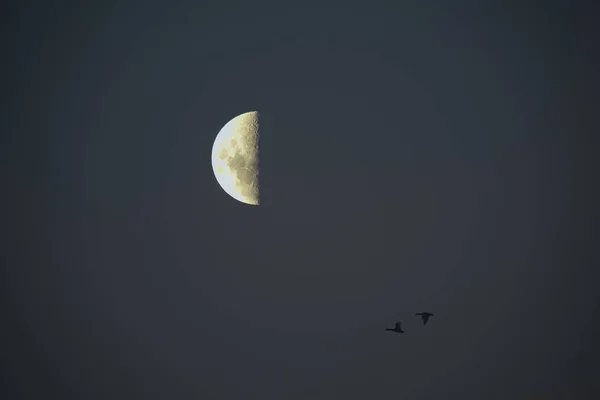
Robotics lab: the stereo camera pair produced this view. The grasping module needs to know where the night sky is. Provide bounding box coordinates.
[2,1,599,399]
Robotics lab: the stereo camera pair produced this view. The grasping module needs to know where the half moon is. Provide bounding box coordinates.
[211,111,260,205]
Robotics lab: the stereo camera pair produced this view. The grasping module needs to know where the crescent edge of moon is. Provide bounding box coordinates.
[211,111,260,206]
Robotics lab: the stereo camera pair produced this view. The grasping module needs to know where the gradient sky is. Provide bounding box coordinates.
[2,1,599,399]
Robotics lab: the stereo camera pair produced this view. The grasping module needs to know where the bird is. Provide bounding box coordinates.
[385,321,405,334]
[415,312,434,325]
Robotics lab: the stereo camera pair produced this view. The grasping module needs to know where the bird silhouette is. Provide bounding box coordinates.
[385,321,405,334]
[415,312,434,325]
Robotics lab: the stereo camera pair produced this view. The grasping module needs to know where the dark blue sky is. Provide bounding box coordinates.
[2,1,598,399]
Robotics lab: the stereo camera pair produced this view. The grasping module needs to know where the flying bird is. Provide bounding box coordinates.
[415,312,434,325]
[385,321,405,334]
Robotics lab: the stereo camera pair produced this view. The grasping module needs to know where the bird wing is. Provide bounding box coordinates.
[395,322,402,330]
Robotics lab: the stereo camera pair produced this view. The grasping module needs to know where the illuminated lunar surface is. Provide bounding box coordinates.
[211,111,260,205]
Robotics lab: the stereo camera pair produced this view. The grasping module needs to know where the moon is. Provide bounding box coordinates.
[211,111,260,205]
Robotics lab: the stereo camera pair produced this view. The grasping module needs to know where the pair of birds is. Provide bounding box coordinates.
[385,312,433,334]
